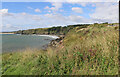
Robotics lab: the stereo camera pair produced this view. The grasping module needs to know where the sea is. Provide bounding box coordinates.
[0,34,59,53]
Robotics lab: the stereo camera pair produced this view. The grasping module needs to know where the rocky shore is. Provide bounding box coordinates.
[42,35,65,50]
[49,35,65,47]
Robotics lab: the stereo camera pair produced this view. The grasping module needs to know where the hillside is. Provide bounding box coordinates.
[2,23,119,75]
[14,24,90,36]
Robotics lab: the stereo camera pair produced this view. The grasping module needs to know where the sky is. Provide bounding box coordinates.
[0,1,119,32]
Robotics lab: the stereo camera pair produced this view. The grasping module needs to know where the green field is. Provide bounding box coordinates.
[2,23,119,75]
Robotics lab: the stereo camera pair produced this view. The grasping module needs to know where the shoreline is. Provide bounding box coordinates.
[37,35,59,39]
[17,34,60,39]
[0,33,14,34]
[1,33,60,39]
[2,34,62,52]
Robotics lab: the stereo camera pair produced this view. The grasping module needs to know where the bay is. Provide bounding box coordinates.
[1,34,58,52]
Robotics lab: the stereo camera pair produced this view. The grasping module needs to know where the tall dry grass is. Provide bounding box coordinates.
[2,24,119,75]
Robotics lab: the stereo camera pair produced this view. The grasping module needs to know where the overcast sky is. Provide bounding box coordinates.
[0,1,119,32]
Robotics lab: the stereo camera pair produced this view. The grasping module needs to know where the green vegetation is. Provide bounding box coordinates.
[14,24,90,36]
[2,23,119,75]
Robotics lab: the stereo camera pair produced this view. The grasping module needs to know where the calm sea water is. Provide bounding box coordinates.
[1,34,56,52]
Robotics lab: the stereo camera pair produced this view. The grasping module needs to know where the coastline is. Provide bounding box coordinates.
[18,34,64,48]
[2,33,62,51]
[2,25,119,75]
[0,33,14,34]
[1,33,60,39]
[16,34,60,39]
[37,35,59,39]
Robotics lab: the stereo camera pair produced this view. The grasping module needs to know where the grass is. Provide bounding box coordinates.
[2,24,119,75]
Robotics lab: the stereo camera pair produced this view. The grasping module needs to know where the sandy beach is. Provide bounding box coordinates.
[0,32,14,34]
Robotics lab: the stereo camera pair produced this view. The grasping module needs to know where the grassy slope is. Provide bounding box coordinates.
[2,24,119,75]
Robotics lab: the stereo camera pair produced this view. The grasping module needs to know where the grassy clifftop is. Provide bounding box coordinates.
[2,23,119,75]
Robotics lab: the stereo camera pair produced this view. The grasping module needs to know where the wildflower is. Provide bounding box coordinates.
[89,49,92,52]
